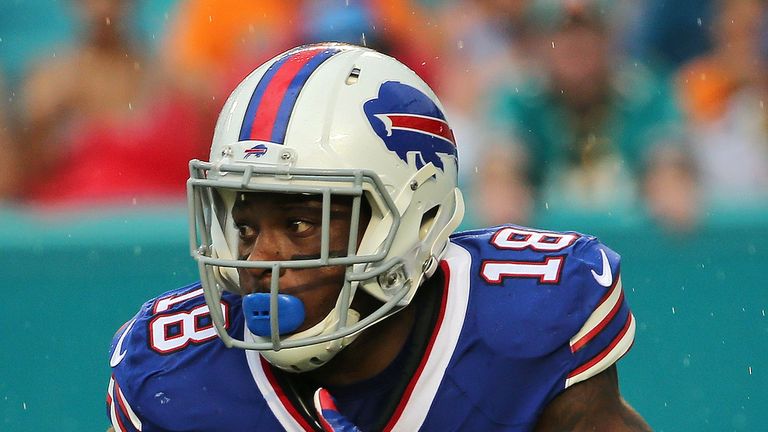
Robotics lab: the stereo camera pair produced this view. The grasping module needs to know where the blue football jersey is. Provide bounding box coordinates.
[107,225,635,431]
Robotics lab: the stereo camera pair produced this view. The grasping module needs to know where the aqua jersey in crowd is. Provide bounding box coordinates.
[489,63,684,209]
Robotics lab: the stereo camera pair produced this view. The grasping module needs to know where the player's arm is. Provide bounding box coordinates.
[107,318,154,432]
[534,365,651,431]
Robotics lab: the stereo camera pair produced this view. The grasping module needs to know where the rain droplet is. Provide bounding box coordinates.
[671,306,676,314]
[748,366,753,375]
[457,40,464,49]
[697,18,702,26]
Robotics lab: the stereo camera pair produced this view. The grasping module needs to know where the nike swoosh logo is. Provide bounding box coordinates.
[591,249,613,287]
[110,318,136,367]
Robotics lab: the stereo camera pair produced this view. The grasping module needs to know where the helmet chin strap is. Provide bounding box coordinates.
[428,188,465,265]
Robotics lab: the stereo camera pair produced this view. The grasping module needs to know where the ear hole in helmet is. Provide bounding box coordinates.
[419,206,440,241]
[346,67,361,85]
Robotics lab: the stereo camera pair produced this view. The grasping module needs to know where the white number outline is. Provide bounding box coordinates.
[481,227,579,284]
[148,289,229,354]
[489,227,578,251]
[481,256,566,284]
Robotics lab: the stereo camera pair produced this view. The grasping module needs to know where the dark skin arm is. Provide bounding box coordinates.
[535,365,652,432]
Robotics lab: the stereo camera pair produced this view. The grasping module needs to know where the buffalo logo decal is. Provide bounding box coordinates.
[244,143,269,159]
[364,81,457,171]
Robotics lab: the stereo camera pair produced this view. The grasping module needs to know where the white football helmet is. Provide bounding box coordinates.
[187,43,464,372]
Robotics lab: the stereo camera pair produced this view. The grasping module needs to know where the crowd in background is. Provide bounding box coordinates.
[0,0,767,234]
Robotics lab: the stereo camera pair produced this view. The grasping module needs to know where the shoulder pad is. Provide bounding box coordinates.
[453,225,632,362]
[107,282,240,429]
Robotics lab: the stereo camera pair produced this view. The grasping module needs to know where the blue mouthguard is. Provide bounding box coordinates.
[242,293,306,337]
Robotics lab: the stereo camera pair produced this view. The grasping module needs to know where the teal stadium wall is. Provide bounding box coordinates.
[0,205,766,431]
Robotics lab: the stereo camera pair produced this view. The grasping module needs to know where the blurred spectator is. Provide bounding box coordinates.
[0,73,19,201]
[480,0,693,229]
[642,145,700,233]
[430,0,534,227]
[20,0,209,206]
[676,0,768,206]
[301,0,440,85]
[161,0,440,104]
[630,0,714,73]
[161,0,298,106]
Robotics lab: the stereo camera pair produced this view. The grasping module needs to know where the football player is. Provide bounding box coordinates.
[107,43,651,431]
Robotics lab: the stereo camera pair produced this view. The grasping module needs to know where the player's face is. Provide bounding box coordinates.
[231,192,369,333]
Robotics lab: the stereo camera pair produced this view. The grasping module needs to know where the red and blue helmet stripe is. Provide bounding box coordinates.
[239,46,343,143]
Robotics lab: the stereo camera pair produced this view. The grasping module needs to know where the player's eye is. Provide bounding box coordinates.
[288,220,313,235]
[237,225,257,240]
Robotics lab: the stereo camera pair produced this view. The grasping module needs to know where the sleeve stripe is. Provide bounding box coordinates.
[114,377,143,430]
[565,312,635,388]
[108,377,128,432]
[570,278,623,352]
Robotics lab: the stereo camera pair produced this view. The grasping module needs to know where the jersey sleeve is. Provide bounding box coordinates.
[105,283,211,432]
[443,227,636,426]
[106,314,152,432]
[459,226,635,389]
[105,282,245,432]
[562,237,635,388]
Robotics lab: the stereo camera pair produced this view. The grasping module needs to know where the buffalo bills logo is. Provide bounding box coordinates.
[244,144,268,159]
[364,81,457,171]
